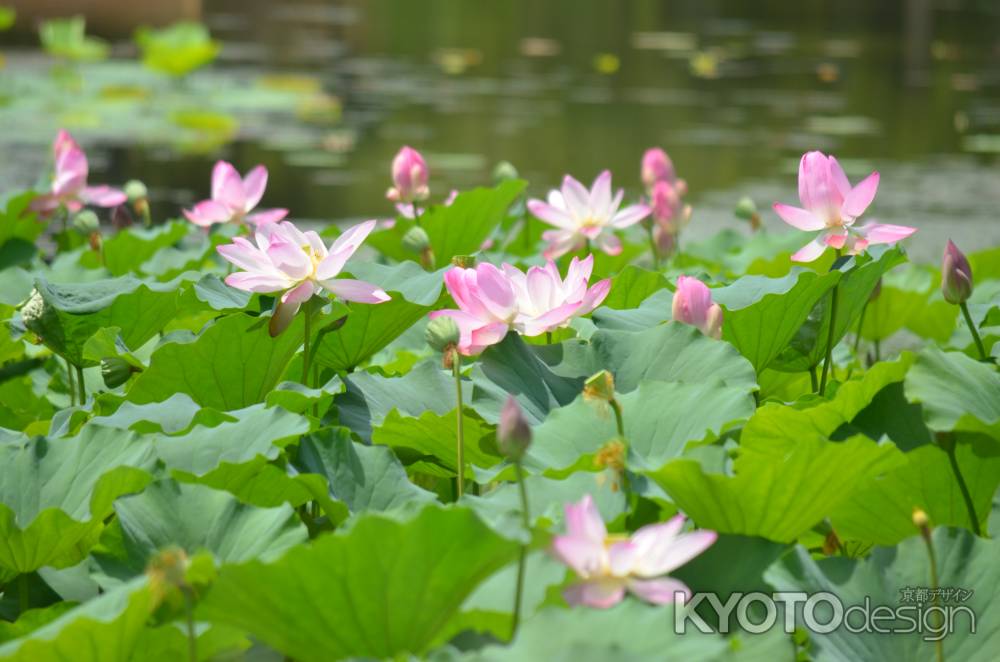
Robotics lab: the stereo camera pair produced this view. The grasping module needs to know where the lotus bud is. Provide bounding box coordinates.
[912,508,929,529]
[101,357,140,388]
[492,160,519,184]
[641,147,676,191]
[403,226,431,253]
[497,396,532,461]
[72,210,100,235]
[426,316,460,354]
[124,179,148,202]
[451,254,476,269]
[112,204,134,229]
[650,180,680,225]
[583,370,616,403]
[941,240,973,304]
[387,146,429,203]
[652,225,676,258]
[673,275,724,339]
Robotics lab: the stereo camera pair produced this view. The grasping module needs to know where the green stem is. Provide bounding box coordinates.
[184,589,198,662]
[852,298,869,359]
[453,354,465,499]
[647,224,660,269]
[609,398,625,437]
[960,302,988,361]
[76,365,86,404]
[921,531,945,662]
[874,337,882,363]
[809,365,818,393]
[66,357,76,407]
[302,312,312,388]
[19,573,28,614]
[511,461,531,638]
[545,331,552,345]
[818,284,839,396]
[944,440,981,536]
[411,203,421,226]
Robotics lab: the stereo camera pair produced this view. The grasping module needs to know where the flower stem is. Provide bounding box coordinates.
[411,203,421,226]
[184,588,198,662]
[65,357,76,407]
[609,398,625,437]
[647,224,660,269]
[302,312,312,388]
[943,437,981,536]
[809,365,818,393]
[960,302,988,361]
[19,573,28,614]
[818,284,840,396]
[919,528,945,662]
[76,365,86,404]
[453,354,465,499]
[511,461,531,638]
[852,298,869,359]
[545,331,552,345]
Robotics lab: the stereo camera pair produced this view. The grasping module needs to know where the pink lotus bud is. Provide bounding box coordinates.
[650,180,679,224]
[387,146,429,203]
[641,148,675,191]
[652,224,676,258]
[941,239,973,304]
[498,396,532,461]
[672,275,723,339]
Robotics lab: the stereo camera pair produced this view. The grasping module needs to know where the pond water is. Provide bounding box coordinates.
[4,0,1000,260]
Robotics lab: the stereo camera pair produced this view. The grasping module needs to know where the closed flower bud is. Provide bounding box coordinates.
[941,240,973,304]
[72,210,100,235]
[101,357,139,388]
[387,146,429,203]
[425,315,461,353]
[124,179,148,202]
[498,396,531,460]
[641,147,676,191]
[402,226,431,253]
[912,507,929,528]
[492,160,519,184]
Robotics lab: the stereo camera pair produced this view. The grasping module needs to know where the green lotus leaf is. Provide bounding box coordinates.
[199,505,520,660]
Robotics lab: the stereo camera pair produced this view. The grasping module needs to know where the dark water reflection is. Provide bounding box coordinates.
[9,0,1000,258]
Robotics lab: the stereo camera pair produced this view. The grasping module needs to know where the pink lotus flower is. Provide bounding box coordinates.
[773,151,916,262]
[641,147,687,196]
[386,146,430,204]
[217,220,390,326]
[430,255,610,355]
[672,276,723,339]
[31,130,127,215]
[528,171,651,259]
[184,161,288,228]
[551,495,716,608]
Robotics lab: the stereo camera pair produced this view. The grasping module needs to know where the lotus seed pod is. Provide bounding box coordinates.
[425,316,460,353]
[733,196,758,221]
[72,210,100,235]
[492,160,519,184]
[403,226,431,253]
[124,179,148,202]
[101,357,136,388]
